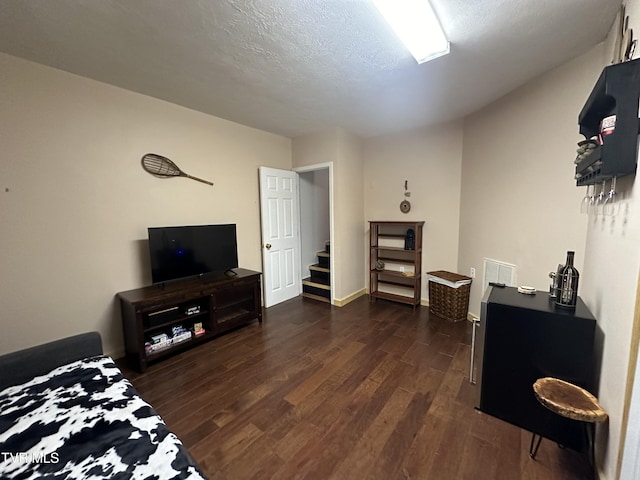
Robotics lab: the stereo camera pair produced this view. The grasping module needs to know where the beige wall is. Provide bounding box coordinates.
[0,53,291,357]
[335,129,365,301]
[292,128,365,302]
[292,130,338,169]
[5,17,640,478]
[363,121,464,301]
[582,2,640,478]
[457,16,640,477]
[459,48,602,316]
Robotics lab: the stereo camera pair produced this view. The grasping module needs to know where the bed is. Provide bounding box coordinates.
[0,332,205,479]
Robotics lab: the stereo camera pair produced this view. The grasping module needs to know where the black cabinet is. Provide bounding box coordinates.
[473,286,596,450]
[575,57,640,186]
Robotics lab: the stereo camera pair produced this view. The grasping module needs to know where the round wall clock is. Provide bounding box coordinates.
[400,200,411,213]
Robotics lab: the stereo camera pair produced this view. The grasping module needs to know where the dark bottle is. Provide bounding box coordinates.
[404,229,415,250]
[556,251,579,309]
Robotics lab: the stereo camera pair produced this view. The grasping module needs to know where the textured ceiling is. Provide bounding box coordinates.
[0,0,622,137]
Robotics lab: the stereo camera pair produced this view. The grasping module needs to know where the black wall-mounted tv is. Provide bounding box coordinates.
[148,224,238,284]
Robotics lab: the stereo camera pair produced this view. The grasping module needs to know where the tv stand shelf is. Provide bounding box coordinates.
[118,268,262,372]
[144,309,209,333]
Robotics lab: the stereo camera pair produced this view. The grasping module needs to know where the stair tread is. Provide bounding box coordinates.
[303,277,330,289]
[310,264,330,272]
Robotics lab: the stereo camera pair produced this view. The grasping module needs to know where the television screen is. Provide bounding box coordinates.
[148,224,238,284]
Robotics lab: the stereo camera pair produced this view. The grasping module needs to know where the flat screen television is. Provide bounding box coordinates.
[148,224,238,284]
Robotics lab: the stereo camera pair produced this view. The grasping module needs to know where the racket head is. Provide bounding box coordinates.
[141,153,182,177]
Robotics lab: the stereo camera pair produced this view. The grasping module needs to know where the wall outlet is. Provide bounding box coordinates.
[470,267,476,278]
[400,266,405,273]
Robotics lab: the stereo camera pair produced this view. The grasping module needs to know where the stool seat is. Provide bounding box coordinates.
[533,377,607,423]
[529,377,608,473]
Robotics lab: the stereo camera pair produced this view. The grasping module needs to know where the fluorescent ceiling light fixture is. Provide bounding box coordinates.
[373,0,450,64]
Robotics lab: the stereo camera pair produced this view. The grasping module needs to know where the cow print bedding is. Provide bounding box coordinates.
[0,355,206,479]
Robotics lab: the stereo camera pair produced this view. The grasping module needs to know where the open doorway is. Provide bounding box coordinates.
[296,163,333,304]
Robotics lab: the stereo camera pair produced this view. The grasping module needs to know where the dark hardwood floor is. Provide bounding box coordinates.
[118,295,591,479]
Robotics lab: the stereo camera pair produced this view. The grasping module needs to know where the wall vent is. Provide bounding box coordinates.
[483,258,517,293]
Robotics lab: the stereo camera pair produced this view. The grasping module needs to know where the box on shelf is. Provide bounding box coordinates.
[185,305,201,316]
[171,325,188,336]
[150,333,169,344]
[145,328,193,354]
[427,270,472,322]
[193,321,205,336]
[146,338,171,353]
[171,331,192,345]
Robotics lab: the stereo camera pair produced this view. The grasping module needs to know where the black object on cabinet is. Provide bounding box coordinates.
[472,286,596,451]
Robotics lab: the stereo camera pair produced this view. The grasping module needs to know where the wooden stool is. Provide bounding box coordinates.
[529,377,607,470]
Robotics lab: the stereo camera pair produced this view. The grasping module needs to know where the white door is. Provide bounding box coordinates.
[259,167,301,307]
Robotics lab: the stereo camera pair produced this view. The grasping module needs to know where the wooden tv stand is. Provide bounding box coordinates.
[118,268,262,372]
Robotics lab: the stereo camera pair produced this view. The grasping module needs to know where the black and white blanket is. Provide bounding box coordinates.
[0,355,206,479]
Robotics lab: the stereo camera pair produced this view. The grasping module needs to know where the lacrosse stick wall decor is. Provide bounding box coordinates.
[141,153,213,186]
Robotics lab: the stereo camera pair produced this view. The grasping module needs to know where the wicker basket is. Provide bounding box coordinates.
[427,270,472,322]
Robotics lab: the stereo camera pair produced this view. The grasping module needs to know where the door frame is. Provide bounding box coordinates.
[294,162,334,305]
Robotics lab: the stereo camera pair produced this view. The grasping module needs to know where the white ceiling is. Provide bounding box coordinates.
[0,0,622,138]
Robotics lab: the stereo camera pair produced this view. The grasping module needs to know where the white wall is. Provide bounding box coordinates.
[0,53,291,357]
[363,121,464,302]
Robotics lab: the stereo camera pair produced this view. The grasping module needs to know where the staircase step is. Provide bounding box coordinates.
[302,277,330,290]
[316,251,330,268]
[310,272,329,284]
[310,264,330,273]
[302,292,330,303]
[309,268,329,283]
[302,281,331,299]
